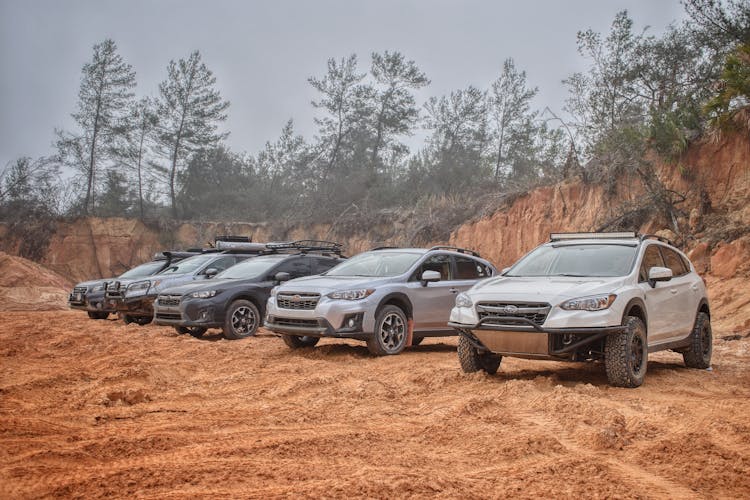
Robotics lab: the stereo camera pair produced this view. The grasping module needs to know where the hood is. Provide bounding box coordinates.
[74,278,114,289]
[277,275,394,295]
[467,276,627,306]
[158,278,247,296]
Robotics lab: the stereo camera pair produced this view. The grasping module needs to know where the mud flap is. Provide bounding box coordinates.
[406,319,414,347]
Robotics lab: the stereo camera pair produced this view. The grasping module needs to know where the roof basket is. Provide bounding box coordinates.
[214,240,269,252]
[550,232,637,242]
[215,235,253,244]
[266,240,344,256]
[428,246,481,257]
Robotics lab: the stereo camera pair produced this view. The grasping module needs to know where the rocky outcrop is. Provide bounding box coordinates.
[0,252,71,311]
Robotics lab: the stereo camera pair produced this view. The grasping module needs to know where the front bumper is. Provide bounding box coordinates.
[107,293,156,317]
[68,292,117,313]
[265,314,368,339]
[153,298,224,328]
[264,294,374,338]
[450,316,628,359]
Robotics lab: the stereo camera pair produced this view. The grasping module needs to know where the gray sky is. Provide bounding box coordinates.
[0,0,686,169]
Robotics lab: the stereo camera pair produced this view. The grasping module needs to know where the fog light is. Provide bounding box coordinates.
[348,318,355,328]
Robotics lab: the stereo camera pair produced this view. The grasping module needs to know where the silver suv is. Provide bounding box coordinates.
[265,247,496,355]
[449,232,711,387]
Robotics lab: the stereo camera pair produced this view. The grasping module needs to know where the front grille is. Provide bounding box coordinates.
[155,312,182,321]
[476,302,551,326]
[277,292,320,310]
[157,294,181,307]
[73,286,87,294]
[272,317,320,328]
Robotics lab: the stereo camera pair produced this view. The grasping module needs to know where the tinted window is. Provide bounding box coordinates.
[508,244,637,278]
[313,257,339,274]
[159,254,216,275]
[639,245,665,282]
[204,256,237,274]
[660,247,688,277]
[275,257,312,279]
[215,256,286,279]
[412,254,452,281]
[454,256,489,280]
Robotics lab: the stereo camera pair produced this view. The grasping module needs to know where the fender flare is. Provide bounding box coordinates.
[622,297,648,330]
[375,292,414,319]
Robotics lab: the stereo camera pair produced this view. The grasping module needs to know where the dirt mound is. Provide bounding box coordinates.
[1,311,749,498]
[0,252,71,311]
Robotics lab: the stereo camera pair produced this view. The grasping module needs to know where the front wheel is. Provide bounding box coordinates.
[683,312,712,369]
[87,311,109,320]
[223,300,260,340]
[605,316,647,388]
[123,314,152,326]
[282,335,320,349]
[457,334,501,374]
[175,326,207,338]
[366,305,408,356]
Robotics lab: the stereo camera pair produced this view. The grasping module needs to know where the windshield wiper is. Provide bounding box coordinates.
[552,273,588,277]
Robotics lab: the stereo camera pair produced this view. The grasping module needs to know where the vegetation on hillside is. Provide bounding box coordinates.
[1,0,748,234]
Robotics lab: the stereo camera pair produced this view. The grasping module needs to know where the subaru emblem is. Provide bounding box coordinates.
[292,295,302,302]
[504,305,518,314]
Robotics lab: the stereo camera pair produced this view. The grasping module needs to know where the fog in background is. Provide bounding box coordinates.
[0,0,685,167]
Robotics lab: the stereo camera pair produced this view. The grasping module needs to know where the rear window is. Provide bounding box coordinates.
[454,256,490,279]
[660,247,688,277]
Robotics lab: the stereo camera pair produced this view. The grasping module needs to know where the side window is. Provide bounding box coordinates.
[275,257,312,279]
[412,254,452,281]
[454,256,489,280]
[314,257,339,274]
[660,247,688,277]
[205,256,236,273]
[639,245,664,282]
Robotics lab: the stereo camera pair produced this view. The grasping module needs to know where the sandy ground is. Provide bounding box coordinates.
[1,311,749,499]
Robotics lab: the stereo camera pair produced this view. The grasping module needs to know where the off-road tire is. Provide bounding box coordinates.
[175,326,207,338]
[457,334,501,375]
[282,335,320,349]
[123,315,152,326]
[223,299,260,340]
[683,312,712,369]
[410,335,424,346]
[87,311,109,320]
[366,305,408,356]
[605,316,647,388]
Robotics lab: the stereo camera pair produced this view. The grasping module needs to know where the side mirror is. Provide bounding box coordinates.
[420,270,441,287]
[501,267,511,276]
[648,266,673,287]
[274,272,291,284]
[204,268,219,278]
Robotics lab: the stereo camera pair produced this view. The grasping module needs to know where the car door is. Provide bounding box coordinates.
[408,253,459,332]
[658,246,698,339]
[638,243,672,342]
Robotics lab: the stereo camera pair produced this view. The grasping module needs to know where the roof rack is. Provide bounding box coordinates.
[550,232,638,242]
[371,246,400,251]
[266,240,344,256]
[428,245,481,257]
[639,234,673,246]
[215,235,253,244]
[155,250,204,260]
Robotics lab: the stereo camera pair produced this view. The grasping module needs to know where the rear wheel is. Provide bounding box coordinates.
[174,326,207,338]
[282,335,320,349]
[683,312,712,369]
[366,305,408,356]
[223,300,260,340]
[87,311,109,320]
[457,334,501,374]
[605,316,647,388]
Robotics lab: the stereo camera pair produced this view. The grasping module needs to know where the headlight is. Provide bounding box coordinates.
[455,292,473,308]
[560,294,616,311]
[127,280,151,292]
[91,284,104,293]
[190,290,217,299]
[327,289,375,300]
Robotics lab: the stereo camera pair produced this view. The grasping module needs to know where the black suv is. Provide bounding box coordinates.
[68,251,197,319]
[153,241,344,339]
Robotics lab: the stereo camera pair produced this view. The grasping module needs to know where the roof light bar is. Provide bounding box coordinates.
[550,232,637,241]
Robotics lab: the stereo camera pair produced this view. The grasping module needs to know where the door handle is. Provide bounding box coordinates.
[670,289,678,294]
[449,288,459,294]
[691,284,698,291]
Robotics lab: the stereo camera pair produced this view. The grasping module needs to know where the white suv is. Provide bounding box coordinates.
[449,232,711,387]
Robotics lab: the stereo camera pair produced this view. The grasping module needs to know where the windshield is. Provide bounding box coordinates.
[118,261,165,279]
[158,254,214,275]
[325,251,422,277]
[507,244,637,278]
[216,256,284,279]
